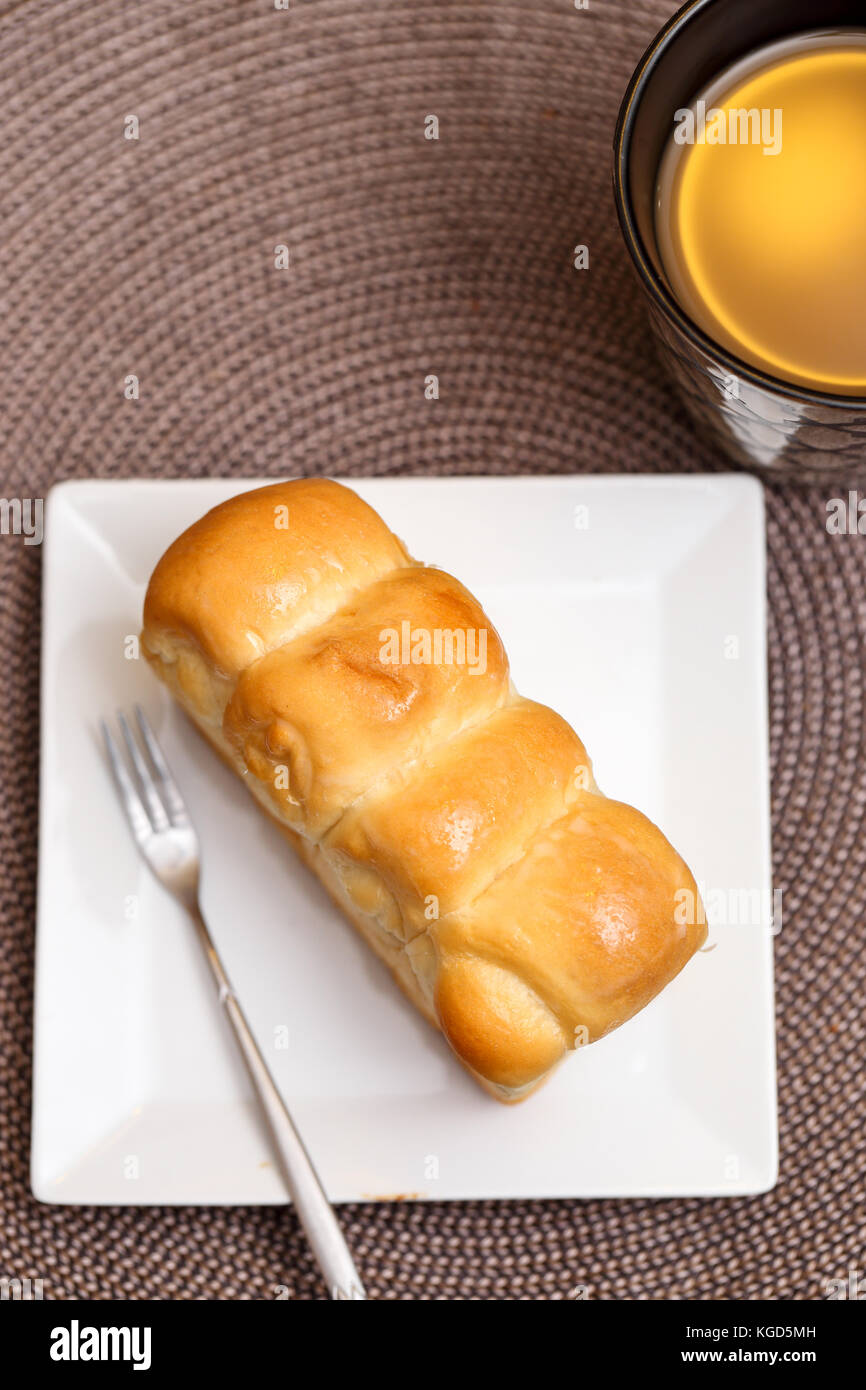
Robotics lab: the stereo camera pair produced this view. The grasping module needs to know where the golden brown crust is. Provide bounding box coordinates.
[221,566,511,838]
[325,698,594,936]
[142,478,410,682]
[433,798,706,1056]
[141,478,707,1102]
[435,955,568,1095]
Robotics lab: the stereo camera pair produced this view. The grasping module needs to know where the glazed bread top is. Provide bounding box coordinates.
[142,478,706,1099]
[222,565,512,839]
[326,697,593,939]
[143,478,411,707]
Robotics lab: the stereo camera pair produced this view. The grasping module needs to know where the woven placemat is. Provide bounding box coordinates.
[1,0,863,1301]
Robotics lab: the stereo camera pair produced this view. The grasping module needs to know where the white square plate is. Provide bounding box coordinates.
[32,475,777,1204]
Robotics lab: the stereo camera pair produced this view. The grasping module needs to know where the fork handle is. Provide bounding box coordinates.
[189,901,367,1300]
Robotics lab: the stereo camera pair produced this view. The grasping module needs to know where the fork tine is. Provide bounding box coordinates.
[117,711,170,832]
[101,718,153,844]
[134,705,190,827]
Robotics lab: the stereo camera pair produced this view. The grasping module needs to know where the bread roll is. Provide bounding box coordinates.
[142,478,706,1101]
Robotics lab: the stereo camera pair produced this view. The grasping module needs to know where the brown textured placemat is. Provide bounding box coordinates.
[0,0,863,1301]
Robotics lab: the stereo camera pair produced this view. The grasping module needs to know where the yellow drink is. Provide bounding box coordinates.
[656,31,866,394]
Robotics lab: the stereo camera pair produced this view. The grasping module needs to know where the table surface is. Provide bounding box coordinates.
[0,0,862,1300]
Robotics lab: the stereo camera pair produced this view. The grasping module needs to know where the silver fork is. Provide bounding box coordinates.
[101,705,366,1301]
